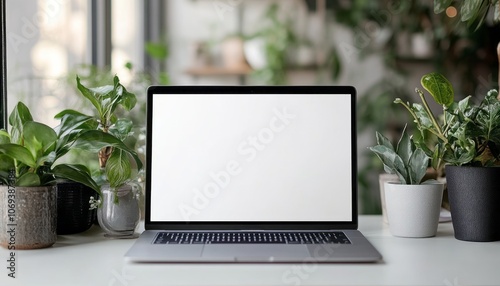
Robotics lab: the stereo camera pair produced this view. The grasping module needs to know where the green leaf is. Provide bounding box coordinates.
[159,72,170,85]
[8,102,33,144]
[76,76,104,117]
[458,96,471,113]
[460,0,483,22]
[105,149,131,188]
[369,145,408,184]
[0,144,36,168]
[23,121,58,159]
[432,144,442,170]
[0,154,14,172]
[54,110,97,149]
[412,103,434,129]
[72,130,143,170]
[16,172,41,187]
[396,125,413,165]
[495,2,500,22]
[125,62,133,70]
[109,118,133,140]
[145,42,169,60]
[444,138,476,165]
[328,47,342,81]
[434,0,453,13]
[421,72,454,107]
[0,130,10,144]
[53,164,100,194]
[120,86,137,111]
[408,148,429,184]
[375,131,394,150]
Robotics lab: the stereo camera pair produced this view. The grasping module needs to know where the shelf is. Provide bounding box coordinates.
[394,56,434,63]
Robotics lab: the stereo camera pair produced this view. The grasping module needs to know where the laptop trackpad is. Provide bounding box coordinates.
[202,245,310,261]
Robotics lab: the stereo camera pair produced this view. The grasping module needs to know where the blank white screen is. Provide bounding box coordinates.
[150,94,352,222]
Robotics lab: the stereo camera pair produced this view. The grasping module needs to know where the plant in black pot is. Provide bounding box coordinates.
[0,102,99,249]
[56,75,144,238]
[395,72,500,242]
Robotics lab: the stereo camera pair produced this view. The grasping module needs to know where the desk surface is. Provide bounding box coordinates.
[1,215,499,286]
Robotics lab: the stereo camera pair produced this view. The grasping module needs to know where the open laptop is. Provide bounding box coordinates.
[125,86,382,262]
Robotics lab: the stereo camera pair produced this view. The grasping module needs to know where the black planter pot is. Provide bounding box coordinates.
[56,181,98,235]
[446,166,500,242]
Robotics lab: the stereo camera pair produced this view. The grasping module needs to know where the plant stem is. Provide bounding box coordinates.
[497,42,500,90]
[416,88,446,142]
[395,100,419,125]
[98,146,113,169]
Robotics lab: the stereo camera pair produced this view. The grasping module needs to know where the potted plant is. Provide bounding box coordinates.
[395,72,500,242]
[369,126,444,238]
[0,102,99,249]
[244,3,297,85]
[56,75,143,238]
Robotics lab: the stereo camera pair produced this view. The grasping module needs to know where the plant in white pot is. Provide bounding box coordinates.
[0,102,99,249]
[369,126,444,238]
[56,75,144,238]
[395,72,500,242]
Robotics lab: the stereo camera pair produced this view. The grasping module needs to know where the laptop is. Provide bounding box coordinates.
[125,86,382,262]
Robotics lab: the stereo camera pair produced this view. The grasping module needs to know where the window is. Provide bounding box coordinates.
[2,0,160,126]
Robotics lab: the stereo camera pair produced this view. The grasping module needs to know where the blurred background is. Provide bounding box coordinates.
[3,0,500,214]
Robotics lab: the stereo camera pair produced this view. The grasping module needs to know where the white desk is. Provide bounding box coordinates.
[1,215,499,286]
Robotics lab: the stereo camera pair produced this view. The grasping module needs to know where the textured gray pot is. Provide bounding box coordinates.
[0,185,57,249]
[446,166,500,242]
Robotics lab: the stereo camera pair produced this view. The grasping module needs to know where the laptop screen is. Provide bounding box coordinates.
[147,86,356,226]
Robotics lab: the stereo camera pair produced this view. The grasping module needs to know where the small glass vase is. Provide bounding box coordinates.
[97,183,141,238]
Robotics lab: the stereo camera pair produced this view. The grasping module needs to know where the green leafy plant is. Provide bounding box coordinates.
[395,72,500,175]
[369,126,429,185]
[434,0,499,30]
[55,76,143,192]
[144,40,170,85]
[0,102,99,191]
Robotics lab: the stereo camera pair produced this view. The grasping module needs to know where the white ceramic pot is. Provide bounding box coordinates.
[243,38,266,70]
[378,173,399,224]
[385,181,443,238]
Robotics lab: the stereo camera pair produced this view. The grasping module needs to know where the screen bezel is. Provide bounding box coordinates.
[145,86,358,230]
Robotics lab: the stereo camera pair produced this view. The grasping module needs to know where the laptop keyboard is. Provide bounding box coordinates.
[153,231,351,245]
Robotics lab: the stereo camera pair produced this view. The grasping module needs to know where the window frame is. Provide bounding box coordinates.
[0,0,166,129]
[1,0,7,129]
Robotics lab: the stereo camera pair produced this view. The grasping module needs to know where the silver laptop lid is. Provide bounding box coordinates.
[145,86,357,230]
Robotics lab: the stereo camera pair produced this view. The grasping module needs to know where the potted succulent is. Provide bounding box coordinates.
[395,72,500,242]
[0,102,99,249]
[56,75,143,238]
[369,126,444,238]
